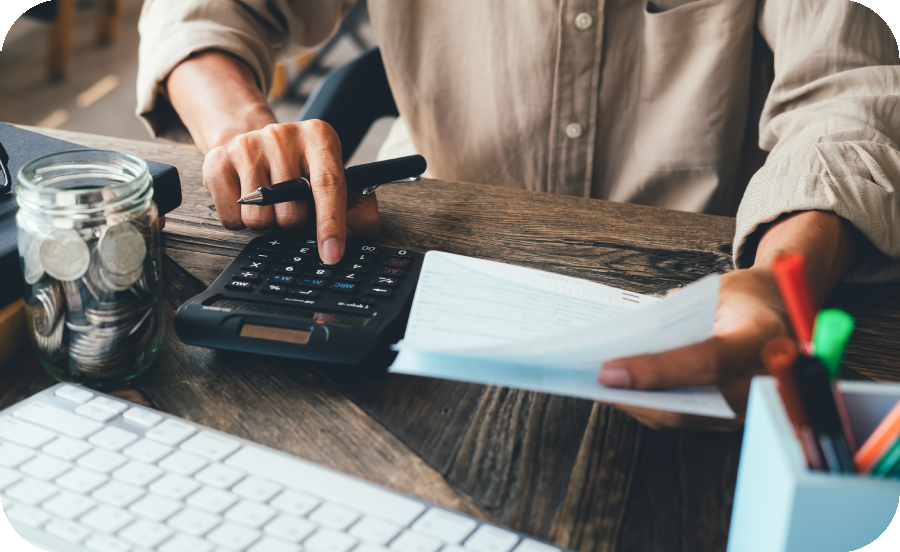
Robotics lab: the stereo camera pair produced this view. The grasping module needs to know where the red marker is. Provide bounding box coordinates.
[773,253,816,355]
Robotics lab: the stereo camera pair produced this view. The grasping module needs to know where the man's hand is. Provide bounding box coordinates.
[599,211,860,430]
[166,50,379,265]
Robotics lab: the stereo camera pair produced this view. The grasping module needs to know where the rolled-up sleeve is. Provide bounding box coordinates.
[734,0,900,282]
[136,0,352,142]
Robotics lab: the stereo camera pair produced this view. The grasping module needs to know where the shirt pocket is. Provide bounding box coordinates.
[632,0,754,172]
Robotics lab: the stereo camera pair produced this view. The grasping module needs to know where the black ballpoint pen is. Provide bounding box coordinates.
[237,155,427,205]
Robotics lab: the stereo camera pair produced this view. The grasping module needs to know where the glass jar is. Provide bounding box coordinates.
[16,150,163,386]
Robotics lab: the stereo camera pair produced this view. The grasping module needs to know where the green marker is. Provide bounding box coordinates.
[813,309,855,382]
[872,437,900,478]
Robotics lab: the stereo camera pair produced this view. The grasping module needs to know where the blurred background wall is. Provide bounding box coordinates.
[0,0,392,165]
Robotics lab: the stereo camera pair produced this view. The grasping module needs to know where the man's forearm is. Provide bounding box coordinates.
[166,50,277,154]
[753,211,858,307]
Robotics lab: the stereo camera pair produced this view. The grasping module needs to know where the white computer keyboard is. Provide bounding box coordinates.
[0,384,564,552]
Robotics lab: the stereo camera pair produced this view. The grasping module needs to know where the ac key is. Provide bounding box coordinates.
[377,267,404,277]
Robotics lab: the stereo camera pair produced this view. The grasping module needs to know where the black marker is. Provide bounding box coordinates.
[792,355,855,473]
[237,155,427,206]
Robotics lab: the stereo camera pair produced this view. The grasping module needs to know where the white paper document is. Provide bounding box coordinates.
[389,252,734,418]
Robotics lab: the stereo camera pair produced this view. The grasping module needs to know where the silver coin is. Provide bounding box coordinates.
[40,229,90,281]
[23,238,46,284]
[31,281,63,337]
[98,223,147,276]
[100,265,143,291]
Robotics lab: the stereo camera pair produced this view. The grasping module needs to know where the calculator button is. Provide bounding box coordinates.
[389,249,415,258]
[342,262,370,272]
[249,254,275,262]
[261,284,288,295]
[234,271,260,281]
[293,247,316,255]
[370,276,399,287]
[349,253,377,263]
[261,239,285,248]
[330,282,358,293]
[299,239,318,248]
[384,257,410,268]
[270,275,294,285]
[358,245,380,253]
[377,267,404,277]
[337,272,364,282]
[226,281,254,291]
[242,261,267,271]
[305,268,333,278]
[290,289,320,298]
[282,255,309,265]
[277,265,303,274]
[365,287,392,297]
[256,242,284,252]
[298,278,327,288]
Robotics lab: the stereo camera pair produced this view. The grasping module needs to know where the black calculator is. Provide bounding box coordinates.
[174,236,423,364]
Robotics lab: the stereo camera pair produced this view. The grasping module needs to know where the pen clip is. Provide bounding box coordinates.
[361,175,422,196]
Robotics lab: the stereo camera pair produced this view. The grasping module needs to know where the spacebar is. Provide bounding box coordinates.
[224,446,426,526]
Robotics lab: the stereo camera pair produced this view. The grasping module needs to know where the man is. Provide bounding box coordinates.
[136,0,900,429]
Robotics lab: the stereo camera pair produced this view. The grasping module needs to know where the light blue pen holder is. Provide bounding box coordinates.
[728,377,900,552]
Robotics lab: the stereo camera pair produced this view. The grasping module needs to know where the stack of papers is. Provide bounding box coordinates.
[390,252,734,418]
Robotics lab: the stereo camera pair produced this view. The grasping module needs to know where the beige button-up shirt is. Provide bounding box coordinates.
[136,0,900,280]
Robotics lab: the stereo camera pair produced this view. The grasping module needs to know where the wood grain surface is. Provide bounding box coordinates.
[3,126,900,552]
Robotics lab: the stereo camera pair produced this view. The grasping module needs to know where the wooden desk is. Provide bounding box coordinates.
[4,128,900,552]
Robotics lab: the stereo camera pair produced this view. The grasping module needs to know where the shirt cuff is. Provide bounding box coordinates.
[734,141,900,283]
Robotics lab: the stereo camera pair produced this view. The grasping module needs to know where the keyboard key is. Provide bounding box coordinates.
[42,436,93,461]
[249,254,276,262]
[298,278,327,288]
[289,288,320,299]
[20,455,71,480]
[14,402,103,439]
[232,476,282,503]
[123,439,174,464]
[46,519,92,543]
[119,519,174,549]
[81,505,135,533]
[187,487,239,514]
[511,540,560,552]
[42,491,96,519]
[282,255,310,265]
[377,267,404,277]
[412,509,478,544]
[262,283,289,295]
[276,265,303,275]
[225,500,277,528]
[270,490,320,517]
[150,474,201,500]
[329,282,358,293]
[122,407,163,428]
[93,481,146,508]
[147,420,197,446]
[195,463,245,489]
[75,404,120,423]
[341,262,370,272]
[263,515,317,543]
[248,536,301,552]
[0,466,21,490]
[4,478,57,505]
[0,442,35,467]
[78,449,128,473]
[168,507,223,536]
[305,528,358,552]
[305,268,333,278]
[56,467,109,494]
[369,276,399,287]
[383,258,410,268]
[129,494,183,521]
[160,534,215,552]
[89,427,140,451]
[227,281,254,292]
[464,525,520,552]
[87,397,129,416]
[390,531,443,552]
[114,461,163,487]
[364,288,392,298]
[389,249,414,259]
[159,450,209,476]
[4,502,50,528]
[85,534,132,552]
[0,417,56,448]
[235,271,261,282]
[354,544,391,552]
[349,253,376,263]
[270,274,294,285]
[181,432,242,462]
[225,447,425,526]
[208,521,262,550]
[309,503,360,530]
[336,272,364,282]
[242,261,268,271]
[349,517,402,545]
[55,385,94,404]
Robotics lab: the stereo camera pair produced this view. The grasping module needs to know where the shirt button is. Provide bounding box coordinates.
[565,122,583,139]
[575,12,593,31]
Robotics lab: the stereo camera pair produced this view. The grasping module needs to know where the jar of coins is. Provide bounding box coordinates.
[16,150,163,385]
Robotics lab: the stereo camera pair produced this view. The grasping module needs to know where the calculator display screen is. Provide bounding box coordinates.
[240,324,312,344]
